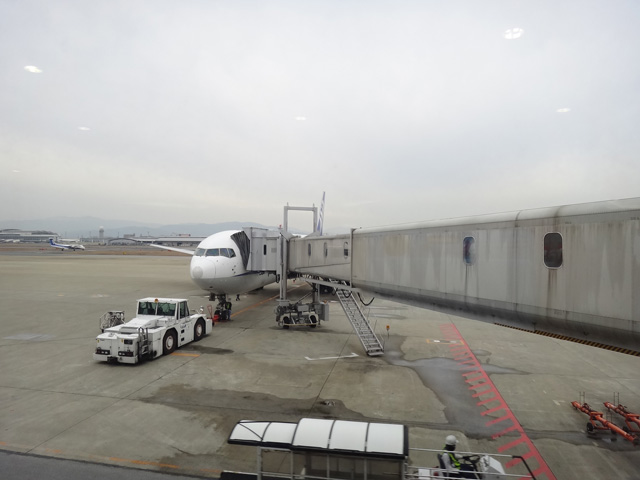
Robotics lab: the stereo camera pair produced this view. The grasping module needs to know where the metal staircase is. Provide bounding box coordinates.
[336,289,384,356]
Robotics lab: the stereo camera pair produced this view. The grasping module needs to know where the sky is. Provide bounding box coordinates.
[1,0,639,232]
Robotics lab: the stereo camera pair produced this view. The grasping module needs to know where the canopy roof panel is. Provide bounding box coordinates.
[228,418,408,459]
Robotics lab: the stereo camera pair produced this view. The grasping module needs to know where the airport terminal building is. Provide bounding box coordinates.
[0,229,58,243]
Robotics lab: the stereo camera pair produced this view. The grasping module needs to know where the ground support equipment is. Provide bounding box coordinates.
[571,401,639,445]
[604,402,640,435]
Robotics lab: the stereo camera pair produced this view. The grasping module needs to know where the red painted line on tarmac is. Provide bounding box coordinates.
[498,435,528,451]
[472,388,494,398]
[477,396,499,406]
[439,323,557,480]
[469,382,491,390]
[493,424,520,439]
[505,450,536,468]
[485,414,511,426]
[481,406,505,416]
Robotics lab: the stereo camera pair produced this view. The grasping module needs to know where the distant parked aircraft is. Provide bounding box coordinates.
[49,238,85,251]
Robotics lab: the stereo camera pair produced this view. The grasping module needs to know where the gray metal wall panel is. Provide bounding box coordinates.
[290,235,351,281]
[288,198,640,346]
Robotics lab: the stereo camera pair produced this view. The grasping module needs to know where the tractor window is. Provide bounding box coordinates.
[157,302,177,318]
[138,302,156,315]
[179,301,187,318]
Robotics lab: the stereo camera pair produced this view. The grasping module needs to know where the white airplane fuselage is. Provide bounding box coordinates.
[188,230,276,296]
[49,239,85,251]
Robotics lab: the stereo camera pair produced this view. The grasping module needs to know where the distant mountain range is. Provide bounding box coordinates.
[0,216,349,238]
[0,216,272,238]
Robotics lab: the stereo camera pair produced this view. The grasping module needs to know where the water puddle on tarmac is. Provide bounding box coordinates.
[383,335,525,437]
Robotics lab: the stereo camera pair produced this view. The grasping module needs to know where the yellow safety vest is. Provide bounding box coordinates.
[444,449,461,469]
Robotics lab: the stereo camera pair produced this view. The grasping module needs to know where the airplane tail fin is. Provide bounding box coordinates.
[49,239,54,245]
[316,191,325,235]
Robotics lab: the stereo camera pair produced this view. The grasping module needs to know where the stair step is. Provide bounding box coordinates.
[337,289,384,357]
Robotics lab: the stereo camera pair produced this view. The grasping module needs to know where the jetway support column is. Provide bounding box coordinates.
[275,203,328,328]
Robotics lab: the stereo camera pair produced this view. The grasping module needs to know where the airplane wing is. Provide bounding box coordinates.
[150,244,195,255]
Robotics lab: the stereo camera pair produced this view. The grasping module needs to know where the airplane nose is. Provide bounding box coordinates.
[190,257,215,288]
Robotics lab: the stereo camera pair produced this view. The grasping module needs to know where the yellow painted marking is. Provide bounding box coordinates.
[44,448,63,454]
[170,352,200,357]
[0,441,195,474]
[496,323,640,356]
[200,468,223,475]
[109,457,180,469]
[230,293,281,318]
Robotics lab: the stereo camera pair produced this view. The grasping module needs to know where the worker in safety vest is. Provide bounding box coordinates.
[440,435,477,478]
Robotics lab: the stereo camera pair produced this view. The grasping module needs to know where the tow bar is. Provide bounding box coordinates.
[603,402,640,435]
[571,401,639,445]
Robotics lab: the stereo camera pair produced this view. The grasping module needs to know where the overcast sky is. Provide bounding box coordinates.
[1,0,639,231]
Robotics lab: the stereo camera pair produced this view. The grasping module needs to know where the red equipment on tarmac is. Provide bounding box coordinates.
[571,401,639,445]
[603,402,640,434]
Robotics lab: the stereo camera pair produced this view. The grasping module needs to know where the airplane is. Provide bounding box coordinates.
[154,231,276,293]
[151,230,277,316]
[49,238,85,251]
[151,193,326,313]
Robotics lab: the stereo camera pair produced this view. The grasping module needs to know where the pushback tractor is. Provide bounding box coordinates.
[94,297,212,364]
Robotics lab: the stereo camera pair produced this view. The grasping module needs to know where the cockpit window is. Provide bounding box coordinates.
[196,247,236,258]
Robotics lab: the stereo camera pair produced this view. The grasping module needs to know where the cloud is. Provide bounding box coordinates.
[504,28,524,40]
[1,1,639,229]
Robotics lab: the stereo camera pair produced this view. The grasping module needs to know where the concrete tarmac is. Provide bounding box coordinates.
[0,246,639,479]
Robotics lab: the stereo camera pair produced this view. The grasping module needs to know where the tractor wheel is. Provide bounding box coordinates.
[163,330,177,355]
[194,319,205,341]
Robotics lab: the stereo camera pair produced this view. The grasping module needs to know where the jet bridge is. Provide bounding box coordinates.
[239,224,329,329]
[238,205,384,355]
[265,204,383,355]
[239,227,280,273]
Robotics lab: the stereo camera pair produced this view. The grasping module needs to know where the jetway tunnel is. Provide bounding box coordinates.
[240,198,640,355]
